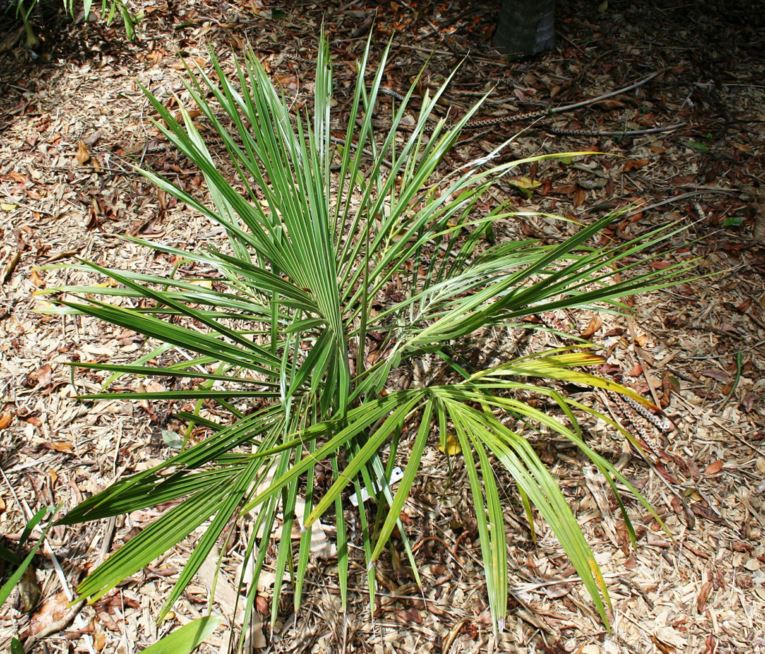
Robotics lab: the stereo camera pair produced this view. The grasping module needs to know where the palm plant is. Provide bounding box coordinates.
[44,34,693,637]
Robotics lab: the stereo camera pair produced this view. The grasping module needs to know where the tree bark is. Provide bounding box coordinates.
[493,0,556,57]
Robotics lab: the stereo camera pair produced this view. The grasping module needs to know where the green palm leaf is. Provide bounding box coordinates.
[47,30,698,644]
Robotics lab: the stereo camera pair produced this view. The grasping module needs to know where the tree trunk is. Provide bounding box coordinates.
[493,0,556,57]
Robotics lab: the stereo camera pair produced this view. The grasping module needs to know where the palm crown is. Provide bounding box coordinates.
[45,33,693,638]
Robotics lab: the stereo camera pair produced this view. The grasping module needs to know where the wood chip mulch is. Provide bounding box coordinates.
[1,0,764,652]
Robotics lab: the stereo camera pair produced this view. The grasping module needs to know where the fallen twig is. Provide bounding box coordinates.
[456,71,662,130]
[625,189,731,217]
[710,417,765,458]
[547,122,685,138]
[550,71,660,115]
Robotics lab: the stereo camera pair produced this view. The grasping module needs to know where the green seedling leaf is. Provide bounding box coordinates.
[686,139,710,153]
[140,615,222,654]
[721,216,744,228]
[162,429,184,450]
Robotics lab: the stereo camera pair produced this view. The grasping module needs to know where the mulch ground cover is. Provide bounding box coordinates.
[1,0,764,651]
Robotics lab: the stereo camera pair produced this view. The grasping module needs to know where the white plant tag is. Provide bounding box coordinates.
[349,466,404,507]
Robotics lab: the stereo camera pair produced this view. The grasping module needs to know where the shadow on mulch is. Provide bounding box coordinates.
[0,4,139,132]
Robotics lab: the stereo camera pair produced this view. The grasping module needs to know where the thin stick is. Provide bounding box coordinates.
[710,417,765,458]
[548,122,684,138]
[625,190,713,217]
[551,71,660,114]
[458,71,661,130]
[679,185,739,194]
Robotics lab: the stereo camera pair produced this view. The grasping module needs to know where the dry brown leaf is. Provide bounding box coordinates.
[634,333,649,347]
[173,109,202,122]
[580,315,603,338]
[573,187,586,207]
[651,637,676,654]
[97,609,120,632]
[699,368,730,383]
[49,441,74,453]
[197,549,240,614]
[0,25,24,53]
[596,99,625,110]
[35,364,52,387]
[76,140,91,165]
[396,607,423,624]
[543,584,572,599]
[704,460,724,475]
[627,363,643,377]
[93,627,107,651]
[255,594,269,615]
[622,158,649,172]
[18,567,41,612]
[29,591,69,635]
[29,267,45,288]
[0,412,12,429]
[652,626,686,652]
[696,580,712,612]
